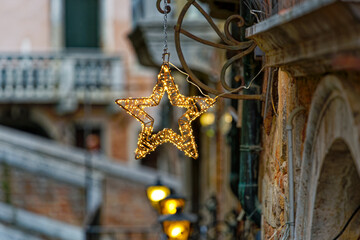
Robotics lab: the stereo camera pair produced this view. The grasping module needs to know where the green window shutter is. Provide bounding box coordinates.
[65,0,100,49]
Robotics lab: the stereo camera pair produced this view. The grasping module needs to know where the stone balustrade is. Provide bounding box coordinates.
[0,52,124,108]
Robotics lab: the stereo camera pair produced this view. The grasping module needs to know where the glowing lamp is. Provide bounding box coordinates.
[165,221,190,239]
[146,181,171,213]
[200,112,215,127]
[159,194,186,215]
[159,208,197,240]
[223,112,232,123]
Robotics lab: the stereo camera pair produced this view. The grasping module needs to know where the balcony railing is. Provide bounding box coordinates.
[0,52,124,108]
[0,124,180,240]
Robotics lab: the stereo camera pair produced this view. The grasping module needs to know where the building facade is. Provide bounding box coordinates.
[2,0,360,239]
[0,1,180,239]
[246,0,360,238]
[132,0,360,239]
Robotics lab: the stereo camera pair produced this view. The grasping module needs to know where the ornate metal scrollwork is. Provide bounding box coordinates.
[156,0,263,100]
[156,0,171,14]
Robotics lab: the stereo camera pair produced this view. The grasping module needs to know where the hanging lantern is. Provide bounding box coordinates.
[159,194,186,215]
[146,180,171,213]
[159,207,197,240]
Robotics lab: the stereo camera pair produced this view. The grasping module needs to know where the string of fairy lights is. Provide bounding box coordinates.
[116,63,216,159]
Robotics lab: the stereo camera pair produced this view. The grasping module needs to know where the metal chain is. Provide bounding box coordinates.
[163,0,169,61]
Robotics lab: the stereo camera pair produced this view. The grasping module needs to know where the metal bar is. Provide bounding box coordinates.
[179,28,253,51]
[286,107,305,240]
[156,0,170,14]
[191,0,235,46]
[220,43,257,91]
[174,0,263,100]
[224,15,247,45]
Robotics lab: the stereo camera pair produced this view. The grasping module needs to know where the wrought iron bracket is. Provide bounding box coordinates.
[156,0,264,100]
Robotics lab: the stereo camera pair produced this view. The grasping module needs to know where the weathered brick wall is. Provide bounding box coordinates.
[0,166,86,226]
[0,105,161,239]
[102,177,160,239]
[109,113,131,161]
[102,177,158,226]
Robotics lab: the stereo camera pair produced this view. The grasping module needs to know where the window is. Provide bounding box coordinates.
[75,124,102,152]
[64,0,100,49]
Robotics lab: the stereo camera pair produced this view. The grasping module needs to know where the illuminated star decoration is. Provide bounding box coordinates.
[116,63,216,159]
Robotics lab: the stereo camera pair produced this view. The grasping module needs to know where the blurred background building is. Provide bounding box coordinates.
[129,0,360,239]
[0,0,180,239]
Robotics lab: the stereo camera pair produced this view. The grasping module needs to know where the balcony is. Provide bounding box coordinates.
[129,0,218,76]
[0,52,124,112]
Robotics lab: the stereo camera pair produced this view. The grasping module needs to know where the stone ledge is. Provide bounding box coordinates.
[246,0,360,76]
[129,19,218,75]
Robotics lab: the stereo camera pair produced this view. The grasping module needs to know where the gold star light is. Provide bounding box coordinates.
[116,63,216,159]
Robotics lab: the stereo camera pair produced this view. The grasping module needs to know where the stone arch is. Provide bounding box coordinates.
[295,75,360,239]
[311,139,360,239]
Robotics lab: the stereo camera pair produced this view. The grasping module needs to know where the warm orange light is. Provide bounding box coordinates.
[147,185,170,212]
[169,224,185,237]
[166,200,178,214]
[223,112,232,123]
[200,112,215,126]
[160,196,186,215]
[163,221,190,240]
[116,63,216,159]
[151,189,168,202]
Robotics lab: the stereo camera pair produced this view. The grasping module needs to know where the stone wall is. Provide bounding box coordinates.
[260,72,360,239]
[101,176,160,239]
[102,177,158,226]
[260,69,319,239]
[0,0,50,51]
[0,166,86,226]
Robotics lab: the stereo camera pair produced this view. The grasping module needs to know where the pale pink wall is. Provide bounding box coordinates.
[111,0,155,93]
[0,0,50,52]
[112,0,136,66]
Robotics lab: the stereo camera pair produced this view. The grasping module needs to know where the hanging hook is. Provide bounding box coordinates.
[162,53,170,63]
[157,0,171,14]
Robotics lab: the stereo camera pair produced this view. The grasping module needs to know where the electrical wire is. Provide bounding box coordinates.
[243,0,269,21]
[243,1,261,23]
[270,68,279,117]
[168,61,212,98]
[268,222,292,240]
[168,61,267,100]
[268,223,287,240]
[332,204,360,240]
[215,65,266,99]
[281,224,290,240]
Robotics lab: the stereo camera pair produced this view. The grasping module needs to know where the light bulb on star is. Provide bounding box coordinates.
[116,63,216,159]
